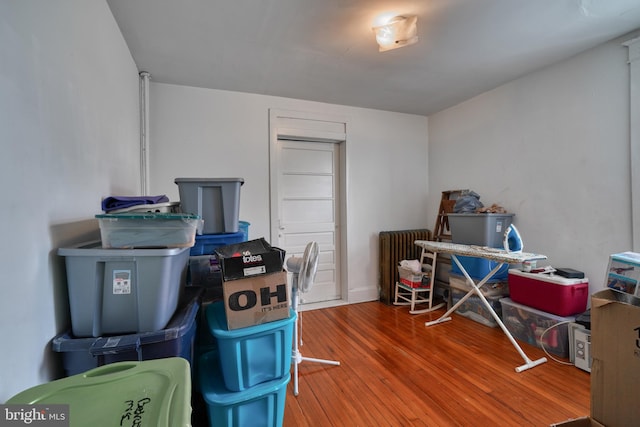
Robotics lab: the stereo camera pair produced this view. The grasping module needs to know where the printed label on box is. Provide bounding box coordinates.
[606,253,640,296]
[222,271,290,330]
[243,265,266,276]
[113,270,131,295]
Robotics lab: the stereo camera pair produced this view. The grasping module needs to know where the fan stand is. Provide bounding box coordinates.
[291,281,340,397]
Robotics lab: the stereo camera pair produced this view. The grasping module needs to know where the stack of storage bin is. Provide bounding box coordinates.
[52,286,202,377]
[55,207,205,373]
[500,269,589,358]
[175,178,249,302]
[55,234,202,377]
[446,213,514,326]
[447,212,515,280]
[197,301,295,427]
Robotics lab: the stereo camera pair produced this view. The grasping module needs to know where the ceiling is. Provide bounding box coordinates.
[106,0,640,116]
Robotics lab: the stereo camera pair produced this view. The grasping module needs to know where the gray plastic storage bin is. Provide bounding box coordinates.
[447,213,514,248]
[175,178,243,234]
[58,241,191,337]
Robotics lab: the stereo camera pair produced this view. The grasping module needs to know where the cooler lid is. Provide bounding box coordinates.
[508,268,589,285]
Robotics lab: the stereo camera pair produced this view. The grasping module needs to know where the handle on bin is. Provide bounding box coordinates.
[89,336,142,363]
[84,362,139,378]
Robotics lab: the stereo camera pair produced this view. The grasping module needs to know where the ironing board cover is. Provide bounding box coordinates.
[414,240,547,264]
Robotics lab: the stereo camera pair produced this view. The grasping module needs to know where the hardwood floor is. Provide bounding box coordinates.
[282,301,590,427]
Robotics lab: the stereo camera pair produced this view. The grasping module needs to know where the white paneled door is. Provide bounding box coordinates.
[273,139,341,305]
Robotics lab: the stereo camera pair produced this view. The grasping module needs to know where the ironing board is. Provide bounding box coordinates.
[414,240,548,373]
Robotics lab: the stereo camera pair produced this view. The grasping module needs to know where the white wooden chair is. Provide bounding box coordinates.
[394,247,445,314]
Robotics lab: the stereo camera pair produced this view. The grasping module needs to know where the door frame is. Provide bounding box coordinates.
[268,108,349,306]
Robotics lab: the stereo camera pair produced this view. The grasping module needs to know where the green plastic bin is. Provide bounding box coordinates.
[7,358,192,427]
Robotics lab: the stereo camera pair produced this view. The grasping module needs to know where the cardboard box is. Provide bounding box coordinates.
[550,416,604,426]
[605,252,640,295]
[221,270,289,330]
[397,265,428,288]
[215,238,285,281]
[589,289,640,427]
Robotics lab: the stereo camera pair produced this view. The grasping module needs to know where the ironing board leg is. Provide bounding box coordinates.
[424,255,502,326]
[425,255,547,372]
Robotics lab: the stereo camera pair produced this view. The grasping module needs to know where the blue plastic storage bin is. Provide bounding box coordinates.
[189,221,250,256]
[450,255,509,280]
[238,220,249,239]
[205,301,295,392]
[52,287,203,377]
[199,351,289,427]
[187,256,223,303]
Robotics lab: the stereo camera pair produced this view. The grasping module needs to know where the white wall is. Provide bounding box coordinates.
[0,1,140,401]
[428,31,639,295]
[149,83,429,303]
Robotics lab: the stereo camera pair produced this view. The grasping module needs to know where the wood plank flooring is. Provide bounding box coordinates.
[282,301,590,427]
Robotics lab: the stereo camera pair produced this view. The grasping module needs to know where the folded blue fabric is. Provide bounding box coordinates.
[101,195,169,212]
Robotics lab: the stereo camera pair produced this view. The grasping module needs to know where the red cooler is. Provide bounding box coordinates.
[508,269,589,316]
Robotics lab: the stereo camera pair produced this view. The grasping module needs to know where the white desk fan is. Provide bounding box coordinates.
[286,241,340,396]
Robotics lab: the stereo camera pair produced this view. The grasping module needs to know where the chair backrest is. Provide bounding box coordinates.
[420,248,437,287]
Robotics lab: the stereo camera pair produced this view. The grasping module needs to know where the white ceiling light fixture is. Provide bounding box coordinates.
[372,14,418,52]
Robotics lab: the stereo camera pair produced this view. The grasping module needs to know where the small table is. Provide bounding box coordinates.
[414,240,548,373]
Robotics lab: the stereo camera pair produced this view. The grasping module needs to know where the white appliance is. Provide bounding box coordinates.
[569,323,592,373]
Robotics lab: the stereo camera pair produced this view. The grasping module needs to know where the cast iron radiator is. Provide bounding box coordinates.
[379,229,432,304]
